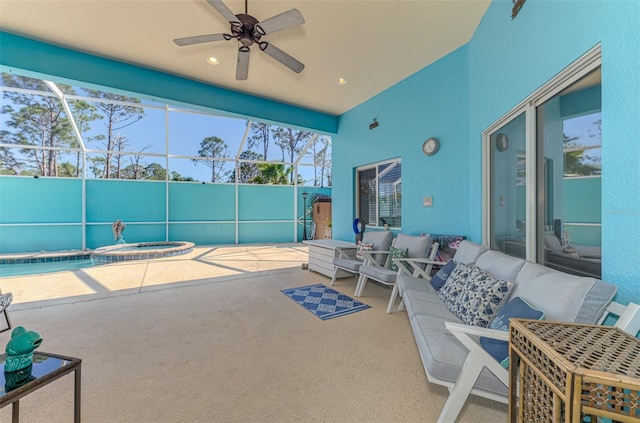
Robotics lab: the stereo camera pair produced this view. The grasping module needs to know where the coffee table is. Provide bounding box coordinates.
[0,352,81,423]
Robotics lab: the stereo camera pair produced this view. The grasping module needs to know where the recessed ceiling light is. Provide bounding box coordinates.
[336,78,347,85]
[207,57,220,65]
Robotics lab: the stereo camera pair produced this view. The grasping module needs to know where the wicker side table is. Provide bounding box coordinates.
[508,319,640,423]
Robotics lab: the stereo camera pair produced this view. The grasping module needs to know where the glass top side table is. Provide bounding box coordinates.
[0,352,82,423]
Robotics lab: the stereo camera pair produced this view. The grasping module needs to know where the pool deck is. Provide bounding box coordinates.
[0,243,310,308]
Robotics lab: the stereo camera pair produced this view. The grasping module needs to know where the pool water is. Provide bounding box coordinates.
[0,259,96,277]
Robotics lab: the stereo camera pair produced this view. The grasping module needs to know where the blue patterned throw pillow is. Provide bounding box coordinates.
[430,260,457,291]
[386,246,408,271]
[480,297,545,368]
[442,265,514,328]
[437,263,474,306]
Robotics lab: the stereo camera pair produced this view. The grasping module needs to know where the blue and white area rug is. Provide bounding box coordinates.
[281,284,371,320]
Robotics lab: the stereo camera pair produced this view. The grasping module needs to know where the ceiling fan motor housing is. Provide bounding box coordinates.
[233,14,261,46]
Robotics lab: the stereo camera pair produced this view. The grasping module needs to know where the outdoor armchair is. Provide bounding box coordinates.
[330,230,393,286]
[354,234,435,312]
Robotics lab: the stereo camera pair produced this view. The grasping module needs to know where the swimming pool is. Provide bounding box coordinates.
[0,259,96,277]
[0,241,194,277]
[0,252,95,277]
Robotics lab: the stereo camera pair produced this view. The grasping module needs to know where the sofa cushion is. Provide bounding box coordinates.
[510,272,616,324]
[475,250,526,282]
[480,297,545,368]
[452,241,487,265]
[430,260,457,291]
[387,246,408,271]
[452,266,514,327]
[409,314,508,397]
[355,241,374,261]
[397,274,436,296]
[514,261,555,284]
[404,291,459,320]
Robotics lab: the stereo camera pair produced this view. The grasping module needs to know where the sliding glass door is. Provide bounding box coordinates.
[485,48,601,278]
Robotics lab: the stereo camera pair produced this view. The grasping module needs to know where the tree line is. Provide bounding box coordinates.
[0,74,331,185]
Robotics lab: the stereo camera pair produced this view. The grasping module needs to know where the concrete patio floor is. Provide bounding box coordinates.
[1,243,310,308]
[0,243,508,422]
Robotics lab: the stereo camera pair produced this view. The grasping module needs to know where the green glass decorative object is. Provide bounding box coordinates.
[4,326,43,372]
[4,363,35,392]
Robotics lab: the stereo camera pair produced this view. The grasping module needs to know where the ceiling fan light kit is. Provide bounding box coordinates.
[174,0,305,81]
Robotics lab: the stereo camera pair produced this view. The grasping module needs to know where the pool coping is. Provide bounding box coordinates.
[90,241,195,263]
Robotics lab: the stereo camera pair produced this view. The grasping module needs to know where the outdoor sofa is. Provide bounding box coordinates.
[390,240,640,423]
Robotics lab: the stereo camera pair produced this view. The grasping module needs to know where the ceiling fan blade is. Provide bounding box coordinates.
[254,9,305,36]
[206,0,240,25]
[259,42,304,74]
[173,33,228,46]
[236,46,250,80]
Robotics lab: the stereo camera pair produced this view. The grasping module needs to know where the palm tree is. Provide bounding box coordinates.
[251,163,291,184]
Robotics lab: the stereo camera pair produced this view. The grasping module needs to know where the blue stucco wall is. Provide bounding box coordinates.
[468,0,639,303]
[333,0,639,303]
[333,46,471,239]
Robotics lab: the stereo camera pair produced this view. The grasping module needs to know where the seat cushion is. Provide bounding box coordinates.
[397,274,436,296]
[409,314,508,397]
[359,265,397,284]
[332,257,362,273]
[404,291,459,319]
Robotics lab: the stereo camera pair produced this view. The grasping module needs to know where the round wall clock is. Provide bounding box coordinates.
[496,133,509,152]
[422,137,440,156]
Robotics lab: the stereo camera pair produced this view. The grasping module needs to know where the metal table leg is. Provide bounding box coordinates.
[74,365,81,423]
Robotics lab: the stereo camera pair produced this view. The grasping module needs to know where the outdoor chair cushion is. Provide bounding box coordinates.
[358,265,397,284]
[361,230,394,265]
[394,233,431,259]
[332,257,362,272]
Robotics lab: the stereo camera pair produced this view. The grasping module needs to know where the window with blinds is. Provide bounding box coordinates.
[356,159,401,228]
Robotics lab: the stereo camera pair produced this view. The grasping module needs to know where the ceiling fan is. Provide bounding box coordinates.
[174,0,305,80]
